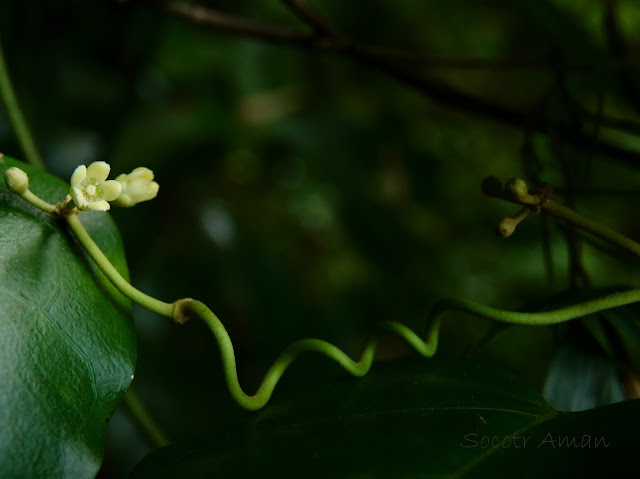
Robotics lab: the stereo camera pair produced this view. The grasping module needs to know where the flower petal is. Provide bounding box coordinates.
[70,187,88,209]
[70,165,87,187]
[130,167,154,180]
[102,180,122,201]
[87,200,110,211]
[86,161,110,182]
[147,181,159,200]
[127,178,150,198]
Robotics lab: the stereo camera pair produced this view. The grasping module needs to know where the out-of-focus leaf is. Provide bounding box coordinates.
[543,343,625,411]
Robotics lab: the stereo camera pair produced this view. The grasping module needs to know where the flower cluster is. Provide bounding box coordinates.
[69,161,159,211]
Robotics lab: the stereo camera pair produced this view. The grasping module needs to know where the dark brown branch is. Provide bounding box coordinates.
[349,50,640,166]
[281,0,341,38]
[348,44,636,71]
[166,3,314,45]
[166,3,637,72]
[164,2,640,167]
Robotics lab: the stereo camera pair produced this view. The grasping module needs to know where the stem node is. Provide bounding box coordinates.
[172,298,197,324]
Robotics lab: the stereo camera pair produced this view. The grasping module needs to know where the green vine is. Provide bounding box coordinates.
[5,166,640,411]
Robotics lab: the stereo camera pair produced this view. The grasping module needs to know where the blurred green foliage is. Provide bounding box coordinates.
[2,0,640,476]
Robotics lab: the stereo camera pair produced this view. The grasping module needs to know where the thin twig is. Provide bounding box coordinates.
[547,82,591,289]
[170,3,636,71]
[344,47,637,71]
[0,38,45,170]
[165,3,314,45]
[123,389,170,448]
[349,49,640,167]
[281,0,341,38]
[605,0,640,114]
[540,214,556,289]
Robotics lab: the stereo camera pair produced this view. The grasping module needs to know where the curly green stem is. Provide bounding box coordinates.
[176,299,441,410]
[175,288,640,410]
[11,181,640,410]
[0,39,44,170]
[68,203,640,410]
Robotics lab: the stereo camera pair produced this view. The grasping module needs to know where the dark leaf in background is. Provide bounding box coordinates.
[130,360,636,478]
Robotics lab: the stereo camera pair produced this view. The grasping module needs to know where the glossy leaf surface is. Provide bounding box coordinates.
[0,156,136,478]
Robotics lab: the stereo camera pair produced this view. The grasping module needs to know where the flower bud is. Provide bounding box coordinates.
[497,217,517,238]
[112,167,159,207]
[4,167,29,195]
[505,177,529,202]
[497,206,530,238]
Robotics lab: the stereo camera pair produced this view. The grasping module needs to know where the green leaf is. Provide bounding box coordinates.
[131,359,636,478]
[0,156,136,477]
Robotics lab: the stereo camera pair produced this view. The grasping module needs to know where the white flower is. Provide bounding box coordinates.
[69,161,122,211]
[111,167,159,207]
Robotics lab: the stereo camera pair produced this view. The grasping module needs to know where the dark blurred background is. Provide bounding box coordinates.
[2,1,640,476]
